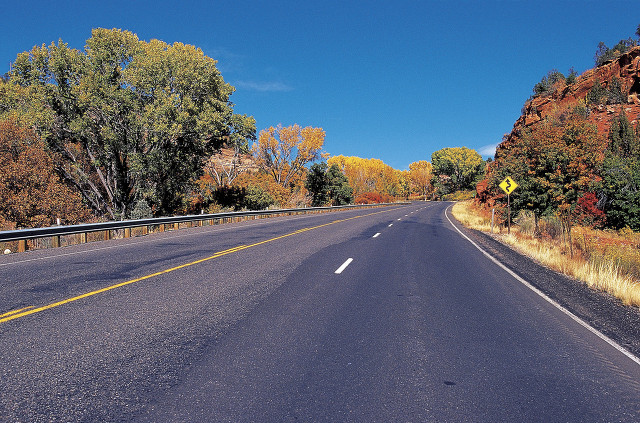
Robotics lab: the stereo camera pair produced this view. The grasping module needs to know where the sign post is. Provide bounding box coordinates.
[499,176,518,234]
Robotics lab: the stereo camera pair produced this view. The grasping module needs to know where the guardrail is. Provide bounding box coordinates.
[0,203,405,253]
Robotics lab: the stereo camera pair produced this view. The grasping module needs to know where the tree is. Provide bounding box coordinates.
[566,67,578,85]
[606,76,626,105]
[594,38,637,66]
[327,155,399,198]
[305,162,330,206]
[243,185,274,210]
[598,112,640,230]
[397,170,411,199]
[490,112,605,235]
[0,117,91,228]
[326,163,353,205]
[5,28,255,218]
[607,111,639,158]
[204,137,254,188]
[533,69,565,96]
[408,160,433,199]
[595,42,615,66]
[599,155,640,230]
[305,162,353,206]
[431,147,484,195]
[587,79,607,105]
[252,124,327,187]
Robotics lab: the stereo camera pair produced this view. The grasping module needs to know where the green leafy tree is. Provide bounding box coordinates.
[305,162,330,206]
[595,42,615,66]
[5,28,255,218]
[608,111,639,158]
[305,162,353,206]
[599,155,640,230]
[431,147,484,196]
[326,163,354,205]
[598,112,640,230]
[533,69,565,95]
[587,79,607,105]
[607,76,626,104]
[243,185,274,210]
[595,37,637,66]
[566,67,578,85]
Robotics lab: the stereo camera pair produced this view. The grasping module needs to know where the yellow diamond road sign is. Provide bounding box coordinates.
[499,177,518,195]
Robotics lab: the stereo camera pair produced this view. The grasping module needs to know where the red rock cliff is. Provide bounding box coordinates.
[504,46,640,146]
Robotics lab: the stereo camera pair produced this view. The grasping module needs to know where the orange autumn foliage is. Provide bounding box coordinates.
[0,117,92,229]
[355,192,393,204]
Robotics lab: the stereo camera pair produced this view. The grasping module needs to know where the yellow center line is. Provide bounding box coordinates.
[0,207,402,324]
[0,306,35,318]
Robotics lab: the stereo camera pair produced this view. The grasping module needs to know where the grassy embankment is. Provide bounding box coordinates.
[452,200,640,308]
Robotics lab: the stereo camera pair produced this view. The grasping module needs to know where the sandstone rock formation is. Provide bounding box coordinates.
[505,46,640,145]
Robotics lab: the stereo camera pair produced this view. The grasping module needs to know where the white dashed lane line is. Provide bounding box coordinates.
[334,258,353,274]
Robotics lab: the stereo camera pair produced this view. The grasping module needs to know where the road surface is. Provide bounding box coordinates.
[0,202,639,422]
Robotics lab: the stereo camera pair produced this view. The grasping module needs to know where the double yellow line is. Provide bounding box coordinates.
[0,208,398,325]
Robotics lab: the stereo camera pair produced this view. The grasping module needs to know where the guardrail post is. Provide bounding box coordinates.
[174,222,179,230]
[104,230,111,241]
[143,226,148,235]
[52,235,60,248]
[124,228,131,238]
[80,233,87,243]
[18,239,27,252]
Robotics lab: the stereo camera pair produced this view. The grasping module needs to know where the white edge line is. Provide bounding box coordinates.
[335,258,353,274]
[373,233,381,238]
[444,204,640,368]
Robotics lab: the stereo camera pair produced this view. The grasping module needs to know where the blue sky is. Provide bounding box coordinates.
[1,0,638,170]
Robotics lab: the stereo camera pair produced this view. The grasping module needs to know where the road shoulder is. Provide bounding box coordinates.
[451,216,640,360]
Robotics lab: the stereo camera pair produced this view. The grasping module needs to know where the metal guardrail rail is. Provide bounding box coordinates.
[0,203,405,252]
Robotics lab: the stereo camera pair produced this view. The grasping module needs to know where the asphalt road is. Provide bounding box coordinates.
[0,202,639,422]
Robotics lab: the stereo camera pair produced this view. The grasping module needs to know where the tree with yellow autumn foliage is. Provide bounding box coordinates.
[408,160,434,199]
[252,124,327,187]
[327,155,400,198]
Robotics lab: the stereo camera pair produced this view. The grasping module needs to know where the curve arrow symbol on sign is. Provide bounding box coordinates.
[499,177,518,195]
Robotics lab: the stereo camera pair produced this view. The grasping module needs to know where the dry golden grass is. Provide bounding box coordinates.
[451,201,493,232]
[452,200,640,308]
